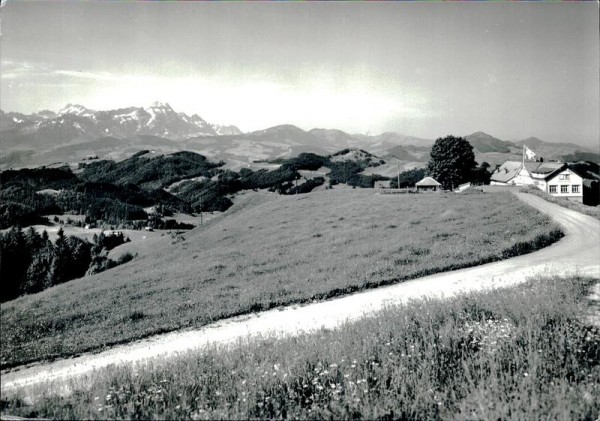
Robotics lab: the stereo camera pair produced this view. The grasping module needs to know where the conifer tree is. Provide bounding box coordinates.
[48,227,70,285]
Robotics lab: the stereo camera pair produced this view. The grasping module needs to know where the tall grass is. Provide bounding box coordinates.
[1,190,562,368]
[2,276,598,420]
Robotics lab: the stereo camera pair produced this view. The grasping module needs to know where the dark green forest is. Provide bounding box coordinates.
[0,227,130,302]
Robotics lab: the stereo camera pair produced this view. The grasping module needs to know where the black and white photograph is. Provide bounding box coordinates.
[0,1,599,419]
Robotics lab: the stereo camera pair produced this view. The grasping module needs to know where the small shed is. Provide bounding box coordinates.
[415,176,442,192]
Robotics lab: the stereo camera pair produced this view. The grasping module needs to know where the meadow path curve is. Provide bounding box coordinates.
[2,192,599,397]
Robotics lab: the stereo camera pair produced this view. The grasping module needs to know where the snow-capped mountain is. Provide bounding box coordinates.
[58,104,96,117]
[0,102,242,143]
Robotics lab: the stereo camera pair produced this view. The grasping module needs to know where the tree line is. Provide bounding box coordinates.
[0,227,131,302]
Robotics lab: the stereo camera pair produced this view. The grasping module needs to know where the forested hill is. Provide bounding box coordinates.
[0,149,392,230]
[80,150,222,190]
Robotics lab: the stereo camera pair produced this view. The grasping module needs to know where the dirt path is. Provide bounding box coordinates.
[2,192,599,398]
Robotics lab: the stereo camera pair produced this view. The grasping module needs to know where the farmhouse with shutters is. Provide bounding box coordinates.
[490,161,584,202]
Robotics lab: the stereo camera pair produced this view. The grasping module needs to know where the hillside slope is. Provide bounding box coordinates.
[2,192,598,399]
[464,131,513,153]
[1,189,562,368]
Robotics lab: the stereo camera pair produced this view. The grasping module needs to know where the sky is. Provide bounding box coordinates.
[1,1,598,148]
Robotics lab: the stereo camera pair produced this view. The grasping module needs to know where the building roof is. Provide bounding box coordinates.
[491,160,567,183]
[490,161,523,183]
[416,176,442,187]
[531,162,565,175]
[545,165,586,181]
[523,162,541,173]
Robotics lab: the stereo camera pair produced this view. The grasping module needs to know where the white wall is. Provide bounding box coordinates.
[532,179,547,192]
[512,167,535,186]
[545,168,583,200]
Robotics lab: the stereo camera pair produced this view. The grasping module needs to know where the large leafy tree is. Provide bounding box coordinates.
[426,135,477,190]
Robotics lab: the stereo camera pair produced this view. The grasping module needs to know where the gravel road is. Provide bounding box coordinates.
[2,192,599,399]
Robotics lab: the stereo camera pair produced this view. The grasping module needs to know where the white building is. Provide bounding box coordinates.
[490,161,584,202]
[542,167,584,201]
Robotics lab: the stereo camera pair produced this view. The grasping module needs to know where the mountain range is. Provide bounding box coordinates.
[0,102,242,145]
[1,103,597,171]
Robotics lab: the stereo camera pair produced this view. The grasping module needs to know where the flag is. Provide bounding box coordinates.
[524,145,536,160]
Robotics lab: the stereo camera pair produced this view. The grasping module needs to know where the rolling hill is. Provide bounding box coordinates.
[464,131,513,153]
[513,137,598,162]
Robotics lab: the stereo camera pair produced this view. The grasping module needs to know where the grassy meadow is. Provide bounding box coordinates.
[1,190,563,368]
[2,276,598,420]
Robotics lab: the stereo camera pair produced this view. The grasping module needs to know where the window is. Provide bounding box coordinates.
[559,174,570,181]
[561,185,569,193]
[572,185,580,193]
[549,185,557,193]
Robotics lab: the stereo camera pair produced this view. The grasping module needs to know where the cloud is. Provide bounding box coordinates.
[54,70,160,83]
[2,60,433,133]
[0,59,52,79]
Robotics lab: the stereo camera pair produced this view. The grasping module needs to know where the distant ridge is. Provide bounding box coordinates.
[0,103,243,146]
[0,105,595,171]
[464,131,513,153]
